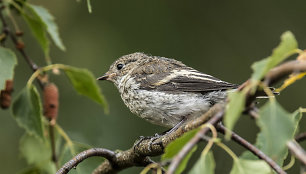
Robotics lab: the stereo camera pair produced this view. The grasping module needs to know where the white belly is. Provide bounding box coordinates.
[118,77,227,128]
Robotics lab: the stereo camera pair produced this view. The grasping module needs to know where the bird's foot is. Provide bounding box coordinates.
[133,133,163,152]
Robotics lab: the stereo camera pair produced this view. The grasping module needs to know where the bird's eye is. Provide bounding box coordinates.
[116,63,124,70]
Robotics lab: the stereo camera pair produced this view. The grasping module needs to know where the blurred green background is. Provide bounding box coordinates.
[1,0,306,173]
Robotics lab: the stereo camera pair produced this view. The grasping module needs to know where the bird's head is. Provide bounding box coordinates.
[97,52,148,87]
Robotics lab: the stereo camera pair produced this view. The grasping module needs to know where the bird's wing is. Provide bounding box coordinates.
[136,67,238,93]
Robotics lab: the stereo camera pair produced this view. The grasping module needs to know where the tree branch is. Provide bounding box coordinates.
[264,60,306,86]
[92,103,225,174]
[295,132,306,143]
[216,123,286,174]
[287,140,306,165]
[56,148,117,174]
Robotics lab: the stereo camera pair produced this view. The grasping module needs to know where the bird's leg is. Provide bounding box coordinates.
[165,116,187,134]
[134,117,187,152]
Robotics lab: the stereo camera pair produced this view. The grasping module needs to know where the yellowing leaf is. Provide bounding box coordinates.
[276,72,306,92]
[297,50,306,61]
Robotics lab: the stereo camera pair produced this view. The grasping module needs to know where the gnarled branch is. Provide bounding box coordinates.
[56,148,116,174]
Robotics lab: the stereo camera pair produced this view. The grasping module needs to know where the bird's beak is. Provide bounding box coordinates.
[97,73,115,81]
[97,75,108,80]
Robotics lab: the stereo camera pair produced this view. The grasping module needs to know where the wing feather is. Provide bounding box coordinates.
[138,69,238,93]
[132,56,238,93]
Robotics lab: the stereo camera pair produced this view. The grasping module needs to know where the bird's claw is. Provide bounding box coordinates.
[133,134,163,152]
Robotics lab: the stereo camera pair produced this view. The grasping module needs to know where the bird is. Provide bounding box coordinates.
[97,53,238,130]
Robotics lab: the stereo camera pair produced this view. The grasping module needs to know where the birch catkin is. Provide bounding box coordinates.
[43,83,59,120]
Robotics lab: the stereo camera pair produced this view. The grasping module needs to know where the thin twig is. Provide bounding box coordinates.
[216,123,286,174]
[166,111,224,174]
[0,5,9,46]
[295,132,306,143]
[287,140,306,165]
[56,148,117,174]
[264,60,306,86]
[8,31,39,72]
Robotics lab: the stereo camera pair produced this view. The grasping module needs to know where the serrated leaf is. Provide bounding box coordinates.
[162,128,199,174]
[251,31,298,81]
[224,91,246,139]
[28,4,65,51]
[230,159,271,174]
[0,47,17,90]
[64,66,108,112]
[12,85,44,139]
[23,8,50,56]
[59,142,104,174]
[189,151,215,174]
[256,100,296,165]
[19,134,56,174]
[241,105,302,163]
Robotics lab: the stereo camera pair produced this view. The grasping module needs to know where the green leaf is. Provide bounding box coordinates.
[23,7,50,56]
[241,104,302,163]
[251,31,298,81]
[0,47,17,90]
[19,134,56,174]
[19,134,50,164]
[28,4,66,51]
[292,109,302,133]
[162,128,199,174]
[256,100,296,165]
[59,142,104,174]
[224,91,246,139]
[189,151,215,174]
[17,166,41,174]
[12,85,44,139]
[64,66,108,112]
[230,159,271,174]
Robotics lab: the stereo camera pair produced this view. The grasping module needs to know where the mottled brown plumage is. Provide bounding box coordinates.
[98,53,237,127]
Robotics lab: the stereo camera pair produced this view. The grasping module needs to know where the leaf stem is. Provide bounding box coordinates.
[201,123,217,156]
[27,64,68,87]
[283,155,295,170]
[54,124,74,153]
